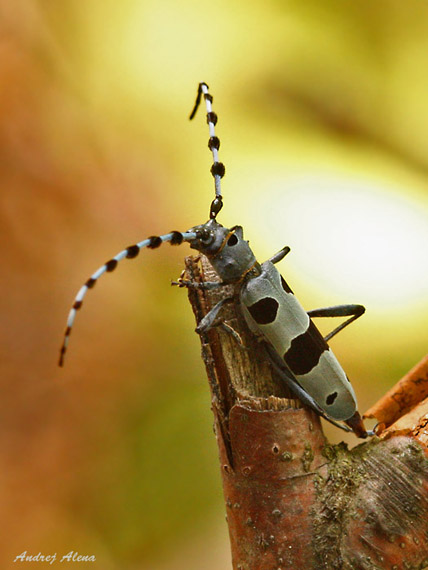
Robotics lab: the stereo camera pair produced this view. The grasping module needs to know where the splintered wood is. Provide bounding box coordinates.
[364,353,428,441]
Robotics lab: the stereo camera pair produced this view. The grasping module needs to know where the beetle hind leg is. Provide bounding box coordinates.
[345,411,374,438]
[264,343,354,434]
[307,304,365,342]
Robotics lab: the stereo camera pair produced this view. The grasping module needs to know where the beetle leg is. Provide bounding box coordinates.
[195,297,234,334]
[195,298,248,349]
[264,343,353,434]
[267,245,291,265]
[307,304,365,341]
[171,279,225,290]
[219,322,247,349]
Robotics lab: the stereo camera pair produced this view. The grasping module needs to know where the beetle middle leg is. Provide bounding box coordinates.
[195,297,248,349]
[195,297,234,333]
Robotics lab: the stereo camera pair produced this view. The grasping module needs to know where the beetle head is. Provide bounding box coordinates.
[188,220,257,283]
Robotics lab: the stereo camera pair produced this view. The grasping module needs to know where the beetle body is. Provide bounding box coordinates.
[60,82,370,437]
[240,260,357,421]
[188,219,367,436]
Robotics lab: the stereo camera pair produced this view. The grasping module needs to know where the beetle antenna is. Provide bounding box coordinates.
[190,82,225,220]
[58,230,197,367]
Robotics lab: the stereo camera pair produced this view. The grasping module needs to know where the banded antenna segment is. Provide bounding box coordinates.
[59,230,197,367]
[190,82,225,220]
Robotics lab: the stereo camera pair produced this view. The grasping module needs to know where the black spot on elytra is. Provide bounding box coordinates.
[73,300,82,310]
[284,321,328,375]
[247,297,279,325]
[126,245,140,258]
[280,276,293,294]
[326,392,338,406]
[85,278,96,288]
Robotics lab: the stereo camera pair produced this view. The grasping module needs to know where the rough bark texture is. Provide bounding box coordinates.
[184,254,428,570]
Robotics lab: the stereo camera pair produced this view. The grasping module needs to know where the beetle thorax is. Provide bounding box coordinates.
[188,220,257,283]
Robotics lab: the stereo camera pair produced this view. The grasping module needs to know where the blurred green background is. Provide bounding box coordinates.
[2,0,428,568]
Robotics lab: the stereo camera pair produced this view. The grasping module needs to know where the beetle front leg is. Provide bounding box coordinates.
[267,245,291,265]
[171,278,225,290]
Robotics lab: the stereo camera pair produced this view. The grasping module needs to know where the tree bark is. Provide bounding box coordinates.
[184,254,428,570]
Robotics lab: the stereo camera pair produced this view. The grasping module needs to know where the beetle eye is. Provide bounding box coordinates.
[227,233,238,246]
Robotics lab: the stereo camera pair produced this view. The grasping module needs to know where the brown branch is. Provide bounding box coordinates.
[184,254,428,570]
[364,354,428,442]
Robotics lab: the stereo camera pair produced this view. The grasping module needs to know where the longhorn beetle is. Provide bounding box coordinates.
[59,82,372,438]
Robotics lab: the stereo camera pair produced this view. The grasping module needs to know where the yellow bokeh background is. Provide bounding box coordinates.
[2,1,428,568]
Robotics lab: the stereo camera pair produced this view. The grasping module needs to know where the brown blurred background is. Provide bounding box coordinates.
[2,1,428,568]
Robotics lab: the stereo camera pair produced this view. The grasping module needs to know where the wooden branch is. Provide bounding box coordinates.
[184,255,428,570]
[364,354,428,443]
